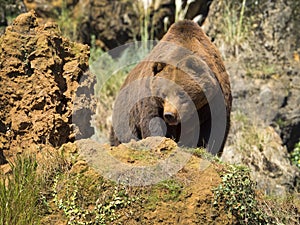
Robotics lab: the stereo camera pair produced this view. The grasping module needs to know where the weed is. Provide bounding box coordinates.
[291,141,300,169]
[229,111,272,154]
[157,179,183,201]
[213,0,258,58]
[54,174,94,224]
[260,193,300,225]
[185,147,222,164]
[52,172,136,224]
[223,0,248,56]
[0,156,41,225]
[94,186,134,224]
[137,0,154,43]
[245,62,277,79]
[213,164,274,224]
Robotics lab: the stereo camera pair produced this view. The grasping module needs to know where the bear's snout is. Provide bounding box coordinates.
[163,112,178,125]
[163,101,179,125]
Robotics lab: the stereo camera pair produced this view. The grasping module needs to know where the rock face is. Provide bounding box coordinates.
[87,0,140,49]
[203,0,300,194]
[204,0,300,152]
[0,11,94,164]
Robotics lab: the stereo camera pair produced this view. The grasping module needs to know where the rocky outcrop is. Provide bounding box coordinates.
[0,11,94,164]
[77,137,235,224]
[204,0,300,152]
[224,59,300,154]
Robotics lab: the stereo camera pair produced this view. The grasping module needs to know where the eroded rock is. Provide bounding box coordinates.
[0,11,94,164]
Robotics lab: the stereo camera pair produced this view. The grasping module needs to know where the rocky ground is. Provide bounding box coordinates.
[0,1,300,224]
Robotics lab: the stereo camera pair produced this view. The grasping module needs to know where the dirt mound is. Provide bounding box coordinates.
[0,11,94,164]
[41,137,275,224]
[58,137,237,224]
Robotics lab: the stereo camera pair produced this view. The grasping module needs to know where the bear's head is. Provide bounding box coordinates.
[151,55,218,126]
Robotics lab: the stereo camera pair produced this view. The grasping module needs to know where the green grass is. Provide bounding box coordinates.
[0,156,41,225]
[212,0,258,58]
[222,0,248,56]
[145,179,183,210]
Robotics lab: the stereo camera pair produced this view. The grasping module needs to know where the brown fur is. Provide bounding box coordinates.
[110,20,232,155]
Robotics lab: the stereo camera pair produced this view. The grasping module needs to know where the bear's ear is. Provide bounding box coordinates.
[152,62,166,76]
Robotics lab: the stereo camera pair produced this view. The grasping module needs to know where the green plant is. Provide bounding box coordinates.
[218,0,252,57]
[291,141,300,169]
[0,156,41,225]
[53,175,94,225]
[94,186,134,224]
[56,1,81,41]
[229,111,272,154]
[157,179,183,201]
[137,0,154,43]
[213,165,273,224]
[52,173,135,225]
[185,147,222,164]
[245,62,277,79]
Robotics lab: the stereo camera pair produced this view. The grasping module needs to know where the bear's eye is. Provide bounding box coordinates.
[178,91,185,98]
[160,93,167,99]
[152,62,166,75]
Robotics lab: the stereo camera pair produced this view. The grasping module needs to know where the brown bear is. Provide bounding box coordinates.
[110,20,232,155]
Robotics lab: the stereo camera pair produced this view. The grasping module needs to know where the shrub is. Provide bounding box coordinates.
[291,141,300,169]
[213,165,274,224]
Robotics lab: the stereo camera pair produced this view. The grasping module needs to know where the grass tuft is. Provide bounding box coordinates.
[0,156,41,225]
